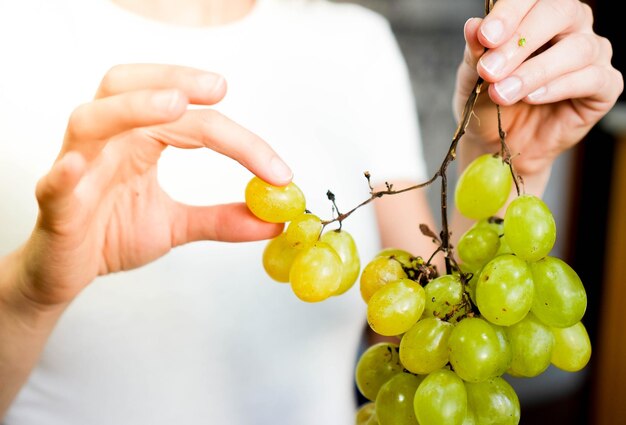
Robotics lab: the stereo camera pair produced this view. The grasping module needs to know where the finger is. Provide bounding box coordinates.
[478,0,590,82]
[36,151,86,226]
[479,0,537,47]
[145,109,294,186]
[62,89,188,159]
[521,65,624,110]
[176,202,285,244]
[464,17,485,67]
[454,17,486,118]
[488,32,605,104]
[96,64,227,105]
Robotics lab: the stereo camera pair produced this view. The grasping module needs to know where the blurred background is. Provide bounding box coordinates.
[332,0,626,423]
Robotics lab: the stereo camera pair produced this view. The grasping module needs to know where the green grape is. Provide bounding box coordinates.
[465,268,480,306]
[360,256,408,303]
[465,377,520,425]
[422,274,465,322]
[448,317,507,383]
[474,217,513,257]
[491,324,512,377]
[376,248,414,266]
[529,256,587,328]
[356,402,377,425]
[262,233,299,283]
[503,194,556,262]
[476,255,534,326]
[462,408,477,425]
[457,225,501,269]
[414,368,467,425]
[355,343,404,402]
[375,373,423,425]
[245,176,306,223]
[320,229,361,295]
[505,312,554,377]
[367,279,425,337]
[550,321,592,372]
[455,153,512,220]
[399,317,454,375]
[289,242,342,302]
[285,213,322,247]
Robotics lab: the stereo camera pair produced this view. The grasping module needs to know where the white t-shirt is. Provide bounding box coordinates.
[0,0,427,424]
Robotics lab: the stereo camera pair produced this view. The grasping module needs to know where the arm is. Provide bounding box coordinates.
[451,0,623,243]
[0,64,293,418]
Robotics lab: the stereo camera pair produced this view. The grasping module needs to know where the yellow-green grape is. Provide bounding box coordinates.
[476,255,534,326]
[356,402,377,425]
[491,324,512,377]
[285,213,322,248]
[448,317,508,383]
[414,368,468,425]
[503,194,556,262]
[474,217,512,257]
[455,154,512,220]
[466,267,481,306]
[529,256,587,328]
[262,233,299,283]
[360,256,408,303]
[462,408,477,425]
[376,248,414,267]
[245,176,306,223]
[289,242,342,302]
[355,343,404,402]
[422,274,465,322]
[375,373,423,425]
[399,317,454,375]
[367,279,426,337]
[457,225,501,270]
[320,229,361,295]
[550,321,592,372]
[505,312,554,377]
[465,377,520,425]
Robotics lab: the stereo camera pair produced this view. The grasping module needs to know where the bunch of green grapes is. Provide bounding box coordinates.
[245,176,360,302]
[354,153,591,425]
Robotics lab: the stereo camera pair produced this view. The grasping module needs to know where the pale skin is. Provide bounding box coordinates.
[0,0,622,418]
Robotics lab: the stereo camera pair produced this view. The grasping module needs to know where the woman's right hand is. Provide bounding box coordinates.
[11,63,293,309]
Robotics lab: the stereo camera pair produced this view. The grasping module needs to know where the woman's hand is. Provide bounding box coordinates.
[454,0,623,176]
[14,64,293,308]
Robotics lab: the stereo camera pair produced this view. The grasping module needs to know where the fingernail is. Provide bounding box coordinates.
[481,19,504,44]
[479,52,506,77]
[198,74,225,95]
[152,89,182,112]
[270,156,293,182]
[527,86,547,102]
[494,77,522,103]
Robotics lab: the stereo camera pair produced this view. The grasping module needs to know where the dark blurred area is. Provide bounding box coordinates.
[335,0,626,423]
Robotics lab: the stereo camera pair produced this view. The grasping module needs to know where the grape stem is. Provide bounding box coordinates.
[322,0,520,277]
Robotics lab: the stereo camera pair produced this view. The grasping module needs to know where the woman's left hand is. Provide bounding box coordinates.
[454,0,623,176]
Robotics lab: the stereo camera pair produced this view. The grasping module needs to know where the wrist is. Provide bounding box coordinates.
[0,248,67,332]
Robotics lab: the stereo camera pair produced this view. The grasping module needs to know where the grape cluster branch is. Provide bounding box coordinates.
[322,0,520,276]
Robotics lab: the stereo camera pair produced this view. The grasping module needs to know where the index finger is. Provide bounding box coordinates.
[479,0,537,47]
[96,63,227,105]
[144,109,294,187]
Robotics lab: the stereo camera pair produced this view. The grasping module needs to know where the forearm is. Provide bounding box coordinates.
[373,181,443,264]
[0,248,66,418]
